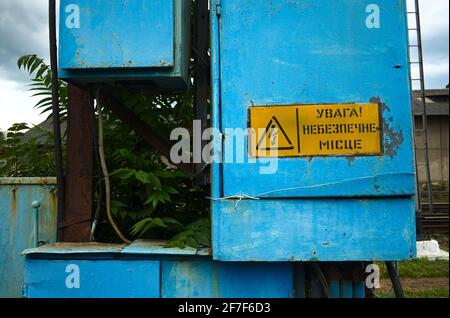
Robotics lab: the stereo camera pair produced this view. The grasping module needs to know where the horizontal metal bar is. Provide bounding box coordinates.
[0,177,57,185]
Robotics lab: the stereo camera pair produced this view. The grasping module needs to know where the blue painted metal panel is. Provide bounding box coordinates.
[210,0,416,262]
[329,280,341,298]
[23,260,160,298]
[22,244,369,298]
[161,261,294,298]
[212,198,416,261]
[58,0,191,90]
[340,281,354,299]
[353,282,366,299]
[212,0,414,198]
[60,0,174,69]
[0,178,57,298]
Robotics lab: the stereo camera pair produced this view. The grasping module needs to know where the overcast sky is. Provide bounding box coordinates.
[0,0,449,131]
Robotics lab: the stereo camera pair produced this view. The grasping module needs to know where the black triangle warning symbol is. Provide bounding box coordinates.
[256,116,295,151]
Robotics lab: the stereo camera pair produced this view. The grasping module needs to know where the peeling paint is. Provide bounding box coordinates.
[370,97,404,158]
[1,179,58,297]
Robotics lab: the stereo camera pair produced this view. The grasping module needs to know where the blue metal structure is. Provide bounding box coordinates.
[0,178,57,298]
[210,0,416,261]
[58,0,191,90]
[23,242,366,298]
[18,0,418,299]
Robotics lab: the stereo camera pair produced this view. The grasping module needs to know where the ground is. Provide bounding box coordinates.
[375,235,449,298]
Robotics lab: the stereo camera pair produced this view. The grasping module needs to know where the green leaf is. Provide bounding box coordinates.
[136,170,161,190]
[36,65,49,78]
[159,191,171,203]
[151,217,167,228]
[143,193,158,206]
[193,230,211,247]
[155,170,191,179]
[185,237,199,249]
[130,218,152,236]
[110,168,136,180]
[163,186,179,194]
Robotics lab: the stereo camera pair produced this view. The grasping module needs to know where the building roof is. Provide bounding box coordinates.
[20,117,67,144]
[413,89,449,116]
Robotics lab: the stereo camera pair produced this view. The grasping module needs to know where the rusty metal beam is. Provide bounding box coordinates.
[97,90,192,173]
[61,84,94,242]
[193,0,211,185]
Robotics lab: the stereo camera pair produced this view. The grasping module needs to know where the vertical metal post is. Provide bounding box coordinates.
[60,85,94,242]
[294,263,306,298]
[386,261,405,298]
[340,281,353,298]
[32,201,41,247]
[353,282,366,299]
[194,0,211,185]
[49,0,65,242]
[329,280,340,298]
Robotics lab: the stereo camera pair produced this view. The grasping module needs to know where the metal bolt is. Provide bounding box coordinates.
[32,201,41,247]
[32,201,41,209]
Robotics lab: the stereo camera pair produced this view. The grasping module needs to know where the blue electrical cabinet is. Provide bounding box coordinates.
[22,243,297,298]
[210,0,416,261]
[58,0,191,90]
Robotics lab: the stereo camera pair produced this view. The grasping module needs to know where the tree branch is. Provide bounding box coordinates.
[97,89,192,173]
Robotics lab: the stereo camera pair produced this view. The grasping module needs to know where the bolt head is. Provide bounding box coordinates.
[32,201,41,209]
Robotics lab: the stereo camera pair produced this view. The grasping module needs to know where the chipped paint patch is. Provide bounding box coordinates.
[370,97,404,158]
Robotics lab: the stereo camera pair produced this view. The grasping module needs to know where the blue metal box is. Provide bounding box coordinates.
[58,0,191,90]
[210,0,416,261]
[22,243,295,298]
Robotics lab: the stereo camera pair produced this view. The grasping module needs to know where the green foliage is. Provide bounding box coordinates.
[166,218,212,248]
[2,54,211,248]
[106,145,208,244]
[1,55,68,177]
[17,55,68,120]
[0,123,56,177]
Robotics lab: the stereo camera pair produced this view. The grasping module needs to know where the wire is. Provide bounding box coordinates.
[97,99,132,244]
[49,0,65,241]
[90,98,104,242]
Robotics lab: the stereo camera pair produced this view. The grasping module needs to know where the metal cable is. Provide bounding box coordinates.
[97,99,132,244]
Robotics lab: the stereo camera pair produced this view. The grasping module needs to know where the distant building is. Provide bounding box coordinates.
[413,89,449,185]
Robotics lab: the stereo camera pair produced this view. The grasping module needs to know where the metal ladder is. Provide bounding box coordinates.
[407,0,434,239]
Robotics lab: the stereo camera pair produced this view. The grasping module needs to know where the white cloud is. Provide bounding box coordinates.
[0,78,46,131]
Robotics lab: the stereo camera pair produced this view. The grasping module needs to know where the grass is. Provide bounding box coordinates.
[404,288,449,298]
[374,288,449,299]
[376,258,448,279]
[374,256,449,298]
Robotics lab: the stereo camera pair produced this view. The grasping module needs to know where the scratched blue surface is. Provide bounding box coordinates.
[58,0,191,89]
[212,198,416,261]
[212,0,414,198]
[161,261,294,298]
[23,244,371,298]
[0,179,57,298]
[210,0,416,262]
[23,260,160,298]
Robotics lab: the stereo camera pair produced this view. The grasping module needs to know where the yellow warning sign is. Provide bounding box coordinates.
[249,103,382,157]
